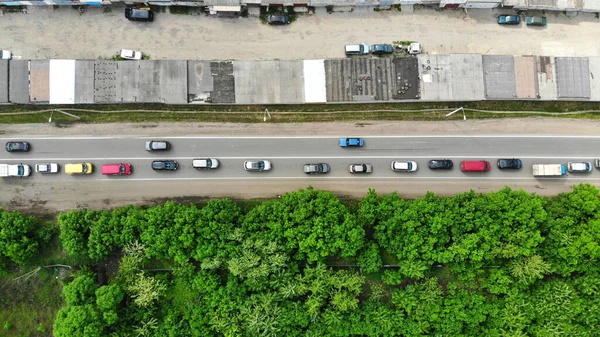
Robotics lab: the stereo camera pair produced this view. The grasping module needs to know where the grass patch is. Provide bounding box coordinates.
[3,101,600,125]
[0,269,64,337]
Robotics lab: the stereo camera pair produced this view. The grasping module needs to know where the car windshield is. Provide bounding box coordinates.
[206,160,212,167]
[256,162,264,169]
[82,163,88,173]
[18,166,23,175]
[120,165,126,173]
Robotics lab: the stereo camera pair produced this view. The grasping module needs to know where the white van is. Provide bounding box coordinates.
[192,158,219,169]
[344,44,369,56]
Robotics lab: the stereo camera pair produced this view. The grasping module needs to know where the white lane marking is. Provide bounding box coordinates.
[97,176,600,182]
[1,156,600,161]
[4,135,600,140]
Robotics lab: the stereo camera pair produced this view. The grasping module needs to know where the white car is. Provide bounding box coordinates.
[391,161,417,172]
[244,160,271,172]
[567,161,592,173]
[0,50,12,60]
[35,163,59,174]
[192,158,219,169]
[349,164,372,174]
[120,49,142,60]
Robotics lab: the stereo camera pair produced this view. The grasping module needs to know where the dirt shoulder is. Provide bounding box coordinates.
[2,117,600,137]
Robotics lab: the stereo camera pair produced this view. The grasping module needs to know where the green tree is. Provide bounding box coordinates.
[0,209,42,266]
[59,209,97,259]
[127,272,167,309]
[96,285,124,325]
[53,304,104,337]
[63,274,97,306]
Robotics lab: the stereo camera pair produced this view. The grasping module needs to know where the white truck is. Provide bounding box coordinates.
[0,163,31,177]
[532,164,567,177]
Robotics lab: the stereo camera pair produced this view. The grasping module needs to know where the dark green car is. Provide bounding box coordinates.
[526,16,546,26]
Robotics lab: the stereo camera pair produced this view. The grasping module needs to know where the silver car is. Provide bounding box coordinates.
[192,158,219,169]
[567,161,592,173]
[391,161,417,172]
[145,141,170,151]
[349,164,372,174]
[244,160,272,172]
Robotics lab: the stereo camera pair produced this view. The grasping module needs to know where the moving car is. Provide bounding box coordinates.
[0,50,12,60]
[120,49,142,60]
[35,163,59,174]
[192,158,219,169]
[391,161,417,172]
[244,160,272,172]
[65,162,93,175]
[102,163,132,176]
[344,44,370,56]
[497,158,522,169]
[349,164,372,174]
[267,15,291,25]
[526,16,546,26]
[497,15,521,25]
[461,160,491,172]
[145,141,170,151]
[5,141,30,152]
[428,159,453,170]
[339,138,364,147]
[567,161,592,173]
[304,163,330,174]
[152,160,178,171]
[125,7,154,22]
[371,44,394,55]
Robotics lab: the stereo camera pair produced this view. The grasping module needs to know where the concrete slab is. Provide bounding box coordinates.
[556,57,591,99]
[233,60,304,104]
[483,55,517,99]
[418,54,485,101]
[211,61,235,104]
[514,56,538,99]
[535,56,557,100]
[94,61,118,103]
[75,60,95,104]
[117,61,141,103]
[0,60,8,104]
[9,60,30,104]
[188,61,214,103]
[157,60,187,104]
[589,57,600,101]
[30,60,49,103]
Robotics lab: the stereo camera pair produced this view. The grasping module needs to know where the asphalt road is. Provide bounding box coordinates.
[1,135,600,182]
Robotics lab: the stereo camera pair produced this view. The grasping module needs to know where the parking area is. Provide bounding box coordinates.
[1,6,600,61]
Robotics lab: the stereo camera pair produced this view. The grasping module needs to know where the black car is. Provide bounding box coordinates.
[268,15,291,25]
[304,163,330,174]
[497,158,522,169]
[125,7,154,22]
[5,141,30,152]
[152,160,178,171]
[428,159,453,170]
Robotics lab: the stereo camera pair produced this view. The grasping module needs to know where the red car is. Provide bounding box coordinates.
[461,160,490,172]
[101,163,132,176]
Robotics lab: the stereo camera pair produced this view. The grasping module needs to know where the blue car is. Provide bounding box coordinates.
[339,138,364,147]
[497,15,521,25]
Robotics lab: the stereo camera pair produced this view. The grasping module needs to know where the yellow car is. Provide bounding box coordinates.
[65,162,93,175]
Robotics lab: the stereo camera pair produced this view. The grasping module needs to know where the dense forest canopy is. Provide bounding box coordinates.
[2,184,600,336]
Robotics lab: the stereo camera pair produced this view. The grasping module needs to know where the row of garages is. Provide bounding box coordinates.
[0,55,595,105]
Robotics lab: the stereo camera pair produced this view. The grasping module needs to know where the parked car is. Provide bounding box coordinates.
[344,44,370,56]
[391,161,417,172]
[5,141,30,152]
[304,163,330,174]
[526,16,546,26]
[35,163,59,174]
[152,160,178,171]
[498,15,521,25]
[349,164,372,174]
[461,160,491,172]
[102,163,132,176]
[120,49,142,60]
[428,159,453,170]
[567,161,592,173]
[497,158,522,169]
[192,158,219,169]
[244,160,272,172]
[145,141,170,151]
[125,7,154,22]
[267,15,291,25]
[371,44,394,55]
[339,138,364,147]
[0,50,12,60]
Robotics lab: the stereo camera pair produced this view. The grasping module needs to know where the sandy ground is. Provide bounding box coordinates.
[1,6,600,60]
[1,117,600,214]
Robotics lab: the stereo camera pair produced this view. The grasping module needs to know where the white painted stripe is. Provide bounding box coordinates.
[1,156,599,161]
[97,176,600,182]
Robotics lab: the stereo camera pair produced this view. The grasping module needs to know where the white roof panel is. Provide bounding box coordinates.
[49,59,76,104]
[303,60,326,103]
